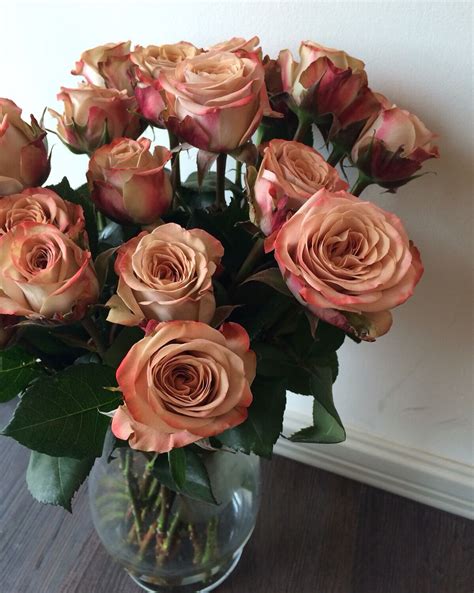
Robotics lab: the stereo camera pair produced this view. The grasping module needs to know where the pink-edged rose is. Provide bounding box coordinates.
[0,187,86,244]
[251,139,348,241]
[0,222,99,321]
[279,41,369,125]
[208,36,261,54]
[131,42,202,127]
[274,189,423,340]
[0,98,50,196]
[159,50,277,152]
[87,138,172,224]
[351,105,440,188]
[49,85,144,155]
[107,223,224,326]
[112,320,256,453]
[72,41,135,95]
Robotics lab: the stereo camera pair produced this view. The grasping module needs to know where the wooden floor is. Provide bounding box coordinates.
[0,401,472,593]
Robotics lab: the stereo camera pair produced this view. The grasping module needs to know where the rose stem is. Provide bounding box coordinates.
[350,174,372,197]
[292,115,312,144]
[326,146,346,167]
[138,492,162,560]
[202,516,218,566]
[80,317,106,358]
[215,153,227,209]
[96,210,106,232]
[159,508,181,561]
[188,524,203,565]
[232,237,265,287]
[234,160,243,189]
[123,450,143,545]
[168,131,181,192]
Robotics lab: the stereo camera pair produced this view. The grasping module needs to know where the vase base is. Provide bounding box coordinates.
[128,549,243,593]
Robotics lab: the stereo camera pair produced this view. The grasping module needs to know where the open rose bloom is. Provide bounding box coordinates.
[112,321,256,452]
[0,37,439,549]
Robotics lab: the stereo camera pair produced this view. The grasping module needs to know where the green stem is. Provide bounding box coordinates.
[215,153,227,209]
[122,450,143,544]
[234,160,243,189]
[161,509,181,556]
[350,174,372,197]
[96,210,106,232]
[81,317,106,358]
[293,116,312,143]
[202,516,218,565]
[188,524,203,565]
[233,237,265,287]
[326,146,346,167]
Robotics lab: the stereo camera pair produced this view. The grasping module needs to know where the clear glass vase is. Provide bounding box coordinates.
[88,447,261,593]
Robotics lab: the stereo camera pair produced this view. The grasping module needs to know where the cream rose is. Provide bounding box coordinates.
[274,189,423,340]
[107,223,224,326]
[159,50,275,152]
[0,187,86,244]
[112,320,256,452]
[207,36,260,54]
[351,105,439,187]
[87,138,172,224]
[131,42,201,127]
[49,84,144,155]
[0,222,99,321]
[0,98,50,196]
[72,41,135,95]
[251,139,348,239]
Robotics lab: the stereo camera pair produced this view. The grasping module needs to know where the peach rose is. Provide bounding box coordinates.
[49,84,144,155]
[107,223,224,326]
[72,41,135,95]
[159,50,276,152]
[279,41,369,125]
[87,138,172,224]
[0,222,99,321]
[0,187,86,244]
[351,105,439,188]
[208,36,260,54]
[131,42,201,127]
[0,98,50,196]
[274,189,423,340]
[112,320,256,452]
[251,139,348,240]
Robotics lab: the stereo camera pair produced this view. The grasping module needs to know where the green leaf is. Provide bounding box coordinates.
[289,370,345,444]
[151,449,217,504]
[184,171,243,196]
[26,451,94,511]
[168,448,186,489]
[0,347,44,402]
[48,178,98,256]
[2,364,120,458]
[218,376,287,458]
[103,326,144,368]
[242,267,292,297]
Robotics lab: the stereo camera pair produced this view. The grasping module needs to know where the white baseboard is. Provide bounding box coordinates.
[274,410,474,519]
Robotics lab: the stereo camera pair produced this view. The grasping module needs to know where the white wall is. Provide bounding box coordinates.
[1,0,472,467]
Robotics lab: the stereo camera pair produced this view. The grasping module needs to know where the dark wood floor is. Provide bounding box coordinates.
[0,400,472,593]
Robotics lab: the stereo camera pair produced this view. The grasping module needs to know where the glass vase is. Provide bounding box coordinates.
[88,447,261,593]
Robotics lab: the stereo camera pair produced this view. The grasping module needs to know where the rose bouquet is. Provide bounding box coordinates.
[0,36,438,592]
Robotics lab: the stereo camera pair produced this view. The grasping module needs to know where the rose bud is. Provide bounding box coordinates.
[48,84,144,155]
[0,222,99,321]
[131,42,201,127]
[159,50,278,153]
[274,188,423,341]
[107,222,224,326]
[0,98,50,196]
[279,41,369,132]
[112,320,256,452]
[0,315,18,349]
[351,105,440,190]
[250,139,348,243]
[71,41,135,95]
[87,138,172,224]
[0,187,86,245]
